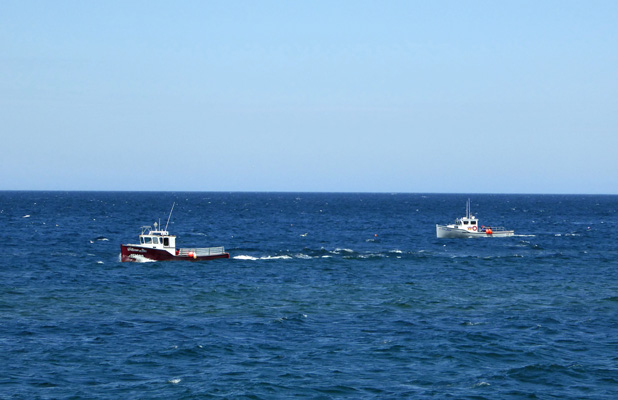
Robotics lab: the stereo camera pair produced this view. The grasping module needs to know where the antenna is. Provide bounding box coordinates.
[466,198,470,219]
[164,202,175,232]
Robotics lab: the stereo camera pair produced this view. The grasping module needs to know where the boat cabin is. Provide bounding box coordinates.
[454,216,478,231]
[139,226,176,250]
[453,199,480,231]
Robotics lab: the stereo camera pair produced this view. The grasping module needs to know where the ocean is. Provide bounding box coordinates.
[1,191,617,399]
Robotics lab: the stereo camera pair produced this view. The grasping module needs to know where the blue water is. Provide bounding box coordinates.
[1,192,618,399]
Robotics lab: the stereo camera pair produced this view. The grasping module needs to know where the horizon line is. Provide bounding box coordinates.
[1,189,616,196]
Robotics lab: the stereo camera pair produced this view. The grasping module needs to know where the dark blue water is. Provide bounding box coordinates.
[2,192,618,399]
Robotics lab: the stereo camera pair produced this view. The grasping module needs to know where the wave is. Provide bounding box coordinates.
[334,248,355,254]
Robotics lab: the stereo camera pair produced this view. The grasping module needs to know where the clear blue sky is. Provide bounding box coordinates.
[2,1,617,193]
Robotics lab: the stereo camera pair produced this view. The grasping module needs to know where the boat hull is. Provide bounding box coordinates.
[120,245,230,262]
[436,225,514,238]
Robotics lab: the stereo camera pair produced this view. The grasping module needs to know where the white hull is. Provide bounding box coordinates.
[436,224,514,238]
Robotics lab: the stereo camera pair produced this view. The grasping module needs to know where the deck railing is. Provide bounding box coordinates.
[482,226,508,231]
[178,247,226,257]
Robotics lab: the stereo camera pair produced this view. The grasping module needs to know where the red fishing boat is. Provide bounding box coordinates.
[120,203,229,262]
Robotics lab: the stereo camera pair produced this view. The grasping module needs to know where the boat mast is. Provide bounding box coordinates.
[466,198,470,219]
[164,202,175,232]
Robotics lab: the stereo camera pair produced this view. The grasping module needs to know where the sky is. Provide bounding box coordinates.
[1,1,617,194]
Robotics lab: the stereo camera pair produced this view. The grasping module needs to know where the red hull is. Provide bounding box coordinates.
[120,245,230,262]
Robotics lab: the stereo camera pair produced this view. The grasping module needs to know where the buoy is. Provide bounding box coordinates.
[188,251,195,258]
[486,229,493,235]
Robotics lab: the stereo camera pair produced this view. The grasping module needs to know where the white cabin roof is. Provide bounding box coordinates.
[139,226,175,237]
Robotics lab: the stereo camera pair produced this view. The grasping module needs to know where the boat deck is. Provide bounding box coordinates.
[177,247,227,257]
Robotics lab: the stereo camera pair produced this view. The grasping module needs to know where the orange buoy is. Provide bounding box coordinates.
[486,228,493,235]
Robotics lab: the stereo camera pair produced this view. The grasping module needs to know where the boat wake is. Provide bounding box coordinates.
[233,255,293,261]
[232,247,409,261]
[127,254,157,263]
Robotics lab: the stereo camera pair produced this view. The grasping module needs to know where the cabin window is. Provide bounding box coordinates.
[163,238,169,246]
[471,221,477,225]
[463,221,469,225]
[144,237,152,244]
[153,237,159,244]
[140,237,144,244]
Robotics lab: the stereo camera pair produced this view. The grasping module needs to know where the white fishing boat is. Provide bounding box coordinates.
[436,199,514,238]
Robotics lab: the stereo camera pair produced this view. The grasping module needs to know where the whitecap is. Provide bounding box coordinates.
[168,378,182,384]
[356,253,385,259]
[23,215,30,218]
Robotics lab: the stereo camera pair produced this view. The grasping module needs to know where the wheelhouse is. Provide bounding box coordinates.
[452,199,479,231]
[455,217,478,230]
[138,226,176,250]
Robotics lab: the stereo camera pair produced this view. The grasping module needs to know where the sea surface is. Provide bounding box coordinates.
[1,192,618,399]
